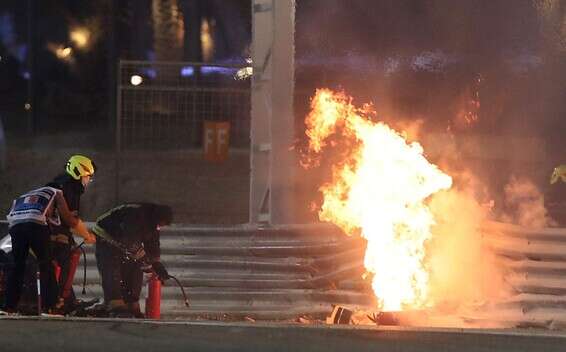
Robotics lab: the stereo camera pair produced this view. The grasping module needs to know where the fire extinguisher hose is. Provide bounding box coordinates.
[56,240,87,295]
[92,230,190,308]
[79,244,87,294]
[168,274,190,307]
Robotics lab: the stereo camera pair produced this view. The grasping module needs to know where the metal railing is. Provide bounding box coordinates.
[114,61,252,220]
[5,219,566,326]
[117,60,251,150]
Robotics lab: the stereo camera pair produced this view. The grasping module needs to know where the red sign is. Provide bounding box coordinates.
[203,121,230,162]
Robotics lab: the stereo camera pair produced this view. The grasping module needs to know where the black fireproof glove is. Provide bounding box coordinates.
[152,261,170,281]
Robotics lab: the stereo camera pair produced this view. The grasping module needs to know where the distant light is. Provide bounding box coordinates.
[142,68,157,79]
[70,27,90,49]
[235,67,253,80]
[201,66,236,75]
[22,71,30,80]
[47,43,71,61]
[24,103,31,111]
[55,46,72,60]
[181,65,239,77]
[181,66,194,77]
[130,75,143,86]
[200,19,214,62]
[235,57,253,80]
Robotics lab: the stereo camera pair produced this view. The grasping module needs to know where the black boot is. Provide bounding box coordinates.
[128,302,145,319]
[82,302,111,318]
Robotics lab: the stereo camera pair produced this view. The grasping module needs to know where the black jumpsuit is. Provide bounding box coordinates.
[93,203,161,305]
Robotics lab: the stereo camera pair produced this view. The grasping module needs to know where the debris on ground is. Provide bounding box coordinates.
[296,314,322,324]
[326,306,353,325]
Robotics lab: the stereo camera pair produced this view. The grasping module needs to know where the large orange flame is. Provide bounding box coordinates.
[304,89,453,311]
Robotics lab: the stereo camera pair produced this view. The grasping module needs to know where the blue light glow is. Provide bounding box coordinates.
[201,66,238,75]
[181,66,194,77]
[142,68,157,79]
[181,65,239,77]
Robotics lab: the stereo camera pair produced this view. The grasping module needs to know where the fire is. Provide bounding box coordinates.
[304,89,453,311]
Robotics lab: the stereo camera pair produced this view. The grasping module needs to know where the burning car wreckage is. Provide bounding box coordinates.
[299,89,536,328]
[299,89,453,325]
[0,88,562,328]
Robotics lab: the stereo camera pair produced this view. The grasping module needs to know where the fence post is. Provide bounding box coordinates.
[0,116,5,171]
[114,60,122,204]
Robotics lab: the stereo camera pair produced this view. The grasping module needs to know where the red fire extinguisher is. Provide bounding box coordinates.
[145,274,161,319]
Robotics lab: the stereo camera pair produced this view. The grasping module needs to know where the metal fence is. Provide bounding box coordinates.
[114,61,252,223]
[118,60,251,150]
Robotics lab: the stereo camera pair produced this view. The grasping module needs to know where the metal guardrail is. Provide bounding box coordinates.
[74,224,374,320]
[0,221,373,320]
[5,220,566,326]
[461,221,566,329]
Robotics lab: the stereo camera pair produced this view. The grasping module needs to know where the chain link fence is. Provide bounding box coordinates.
[118,60,251,149]
[115,61,251,223]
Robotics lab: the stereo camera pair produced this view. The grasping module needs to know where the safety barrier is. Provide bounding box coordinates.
[75,223,375,320]
[471,221,566,329]
[4,220,566,327]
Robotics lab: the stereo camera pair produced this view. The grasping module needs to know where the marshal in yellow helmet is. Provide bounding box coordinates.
[66,155,96,180]
[550,164,566,184]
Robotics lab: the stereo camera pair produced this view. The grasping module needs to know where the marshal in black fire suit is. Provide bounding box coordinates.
[92,203,173,317]
[47,154,96,312]
[48,174,88,308]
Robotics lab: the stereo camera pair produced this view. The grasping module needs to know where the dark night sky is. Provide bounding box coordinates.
[0,0,564,141]
[0,0,564,220]
[294,0,565,144]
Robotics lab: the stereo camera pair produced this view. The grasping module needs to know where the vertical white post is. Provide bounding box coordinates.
[250,0,295,225]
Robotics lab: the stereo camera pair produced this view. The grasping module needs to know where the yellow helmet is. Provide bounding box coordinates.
[66,155,96,180]
[550,164,566,184]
